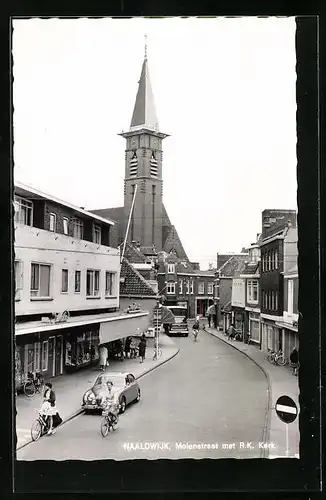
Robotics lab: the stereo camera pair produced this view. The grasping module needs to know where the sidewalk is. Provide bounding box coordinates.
[206,328,300,459]
[15,333,179,450]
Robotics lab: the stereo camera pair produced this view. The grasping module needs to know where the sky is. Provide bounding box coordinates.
[12,17,297,270]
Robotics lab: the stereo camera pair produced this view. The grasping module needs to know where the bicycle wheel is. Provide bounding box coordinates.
[31,419,42,441]
[100,417,109,437]
[276,355,287,366]
[24,381,35,397]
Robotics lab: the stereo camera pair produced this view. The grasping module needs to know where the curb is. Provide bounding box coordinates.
[205,328,272,459]
[16,344,180,452]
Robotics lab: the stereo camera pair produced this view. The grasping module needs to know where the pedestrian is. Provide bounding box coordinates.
[138,337,147,363]
[290,347,299,376]
[125,336,132,359]
[99,344,108,371]
[228,323,236,340]
[42,382,57,435]
[192,315,200,342]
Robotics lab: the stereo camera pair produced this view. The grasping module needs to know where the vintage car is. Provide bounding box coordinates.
[82,372,141,414]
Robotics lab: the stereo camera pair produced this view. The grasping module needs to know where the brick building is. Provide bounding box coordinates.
[259,209,298,355]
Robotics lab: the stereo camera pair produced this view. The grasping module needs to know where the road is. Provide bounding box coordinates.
[17,330,269,461]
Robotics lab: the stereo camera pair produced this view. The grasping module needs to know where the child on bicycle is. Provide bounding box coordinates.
[192,316,200,341]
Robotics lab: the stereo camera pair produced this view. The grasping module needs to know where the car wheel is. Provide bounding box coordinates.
[119,396,126,414]
[135,389,141,403]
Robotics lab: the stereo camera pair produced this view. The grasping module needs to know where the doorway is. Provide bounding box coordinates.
[48,337,55,377]
[55,335,63,376]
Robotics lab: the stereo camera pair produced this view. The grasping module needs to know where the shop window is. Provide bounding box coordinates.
[49,213,56,232]
[14,196,33,226]
[207,283,214,295]
[86,269,100,296]
[61,269,68,293]
[30,263,51,298]
[75,270,81,293]
[167,281,175,294]
[42,341,48,371]
[93,224,101,244]
[198,282,204,294]
[105,272,115,296]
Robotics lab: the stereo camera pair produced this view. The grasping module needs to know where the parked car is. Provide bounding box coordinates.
[82,372,141,414]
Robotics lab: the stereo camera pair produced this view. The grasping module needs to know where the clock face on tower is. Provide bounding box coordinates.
[152,138,158,149]
[131,139,137,148]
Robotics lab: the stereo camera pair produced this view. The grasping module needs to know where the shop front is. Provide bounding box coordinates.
[196,297,214,318]
[247,310,261,346]
[275,320,299,361]
[64,324,100,372]
[261,318,282,353]
[232,307,246,334]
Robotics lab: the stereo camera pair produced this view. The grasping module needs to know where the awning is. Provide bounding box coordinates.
[99,313,149,344]
[275,321,298,332]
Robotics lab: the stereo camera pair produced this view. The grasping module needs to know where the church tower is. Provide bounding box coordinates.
[119,42,169,250]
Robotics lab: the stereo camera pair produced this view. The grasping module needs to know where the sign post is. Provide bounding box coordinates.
[275,395,298,458]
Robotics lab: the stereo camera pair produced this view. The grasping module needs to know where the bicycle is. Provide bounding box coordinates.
[192,328,199,342]
[23,371,45,397]
[267,349,287,366]
[31,409,51,441]
[153,346,163,360]
[100,402,119,437]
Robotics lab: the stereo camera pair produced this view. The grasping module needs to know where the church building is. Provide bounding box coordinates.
[91,47,189,261]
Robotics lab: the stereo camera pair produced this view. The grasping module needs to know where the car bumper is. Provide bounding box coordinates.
[82,403,101,411]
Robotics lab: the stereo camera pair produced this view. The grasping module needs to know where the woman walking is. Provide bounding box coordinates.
[99,345,108,371]
[138,335,147,363]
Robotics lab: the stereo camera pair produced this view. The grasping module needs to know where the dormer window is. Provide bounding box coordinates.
[93,224,101,244]
[72,218,84,239]
[168,263,175,274]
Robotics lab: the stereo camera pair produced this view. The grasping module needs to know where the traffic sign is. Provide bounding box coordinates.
[275,395,298,424]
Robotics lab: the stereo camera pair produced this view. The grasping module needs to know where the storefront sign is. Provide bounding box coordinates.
[231,279,245,308]
[99,313,149,345]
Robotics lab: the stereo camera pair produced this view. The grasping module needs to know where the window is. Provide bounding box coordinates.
[86,269,100,296]
[72,218,84,239]
[30,263,51,298]
[75,270,81,293]
[167,281,175,294]
[275,292,278,311]
[190,280,194,294]
[105,272,115,296]
[198,281,204,294]
[93,224,101,244]
[179,280,183,294]
[15,260,22,298]
[271,291,275,310]
[167,263,175,274]
[49,213,56,232]
[63,217,69,235]
[42,341,48,371]
[186,280,190,294]
[208,283,214,295]
[14,196,33,226]
[271,251,275,270]
[268,252,272,271]
[247,280,258,303]
[61,269,68,293]
[274,250,278,269]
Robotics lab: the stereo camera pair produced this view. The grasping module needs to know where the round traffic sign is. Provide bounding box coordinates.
[275,395,298,424]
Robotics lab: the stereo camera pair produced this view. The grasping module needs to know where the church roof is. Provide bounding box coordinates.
[130,56,159,133]
[90,206,124,225]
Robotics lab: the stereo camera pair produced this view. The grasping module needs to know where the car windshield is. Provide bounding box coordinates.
[168,308,187,318]
[94,375,125,387]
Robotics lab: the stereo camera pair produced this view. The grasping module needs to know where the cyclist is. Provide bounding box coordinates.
[192,316,200,342]
[41,382,56,435]
[99,381,119,421]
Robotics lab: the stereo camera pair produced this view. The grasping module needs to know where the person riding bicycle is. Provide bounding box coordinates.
[99,380,119,420]
[41,382,56,435]
[192,316,200,341]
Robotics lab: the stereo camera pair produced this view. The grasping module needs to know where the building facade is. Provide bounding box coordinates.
[240,239,261,346]
[14,183,149,388]
[275,264,299,359]
[259,209,297,354]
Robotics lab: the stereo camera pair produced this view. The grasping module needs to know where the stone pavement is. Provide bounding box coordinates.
[15,333,179,451]
[206,327,300,459]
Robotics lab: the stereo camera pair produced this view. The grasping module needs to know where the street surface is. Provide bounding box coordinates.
[17,330,269,460]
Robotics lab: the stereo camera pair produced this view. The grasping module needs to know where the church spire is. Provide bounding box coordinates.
[130,39,159,132]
